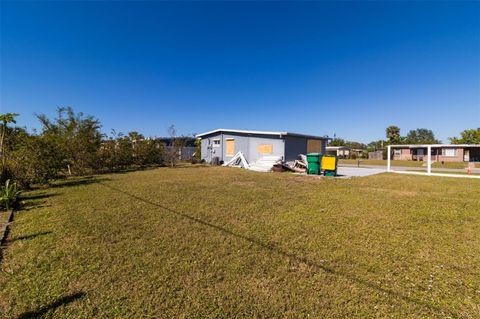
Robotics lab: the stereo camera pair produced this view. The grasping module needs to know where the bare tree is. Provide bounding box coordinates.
[165,125,185,167]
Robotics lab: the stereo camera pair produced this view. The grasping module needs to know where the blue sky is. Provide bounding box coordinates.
[1,1,479,143]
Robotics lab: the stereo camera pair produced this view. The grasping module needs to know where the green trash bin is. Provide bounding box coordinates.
[306,153,322,175]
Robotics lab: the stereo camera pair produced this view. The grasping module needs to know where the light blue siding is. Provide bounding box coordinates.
[199,131,326,164]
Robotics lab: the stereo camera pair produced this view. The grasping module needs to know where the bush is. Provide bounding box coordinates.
[0,179,21,210]
[1,109,172,189]
[9,135,64,188]
[194,138,201,160]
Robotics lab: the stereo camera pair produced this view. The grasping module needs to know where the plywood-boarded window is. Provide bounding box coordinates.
[307,139,322,153]
[257,144,273,154]
[226,139,235,156]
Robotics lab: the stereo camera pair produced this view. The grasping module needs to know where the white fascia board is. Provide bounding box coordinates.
[196,129,285,138]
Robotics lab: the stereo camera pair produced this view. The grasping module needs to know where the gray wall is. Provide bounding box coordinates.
[201,133,221,163]
[180,146,196,160]
[200,132,326,164]
[284,136,307,161]
[284,136,327,161]
[200,132,284,163]
[166,146,196,160]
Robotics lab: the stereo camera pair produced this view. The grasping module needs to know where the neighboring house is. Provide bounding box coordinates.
[391,144,480,162]
[368,150,384,160]
[159,137,196,160]
[326,146,350,158]
[326,146,365,159]
[196,129,328,164]
[350,148,365,158]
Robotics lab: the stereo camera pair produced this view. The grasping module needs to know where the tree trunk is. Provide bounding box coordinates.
[0,123,5,168]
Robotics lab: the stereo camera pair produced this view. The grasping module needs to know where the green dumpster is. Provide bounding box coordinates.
[306,153,322,175]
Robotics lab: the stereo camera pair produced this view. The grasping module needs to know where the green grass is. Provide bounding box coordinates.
[1,167,480,318]
[339,159,470,169]
[0,210,9,238]
[404,170,480,176]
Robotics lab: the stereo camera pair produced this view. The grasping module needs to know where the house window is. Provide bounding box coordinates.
[442,148,456,157]
[394,149,401,156]
[226,139,235,156]
[213,139,221,147]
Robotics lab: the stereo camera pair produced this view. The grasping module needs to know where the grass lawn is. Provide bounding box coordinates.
[404,170,480,176]
[339,159,470,169]
[1,167,479,318]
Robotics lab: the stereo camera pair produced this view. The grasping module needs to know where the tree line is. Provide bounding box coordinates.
[0,107,189,189]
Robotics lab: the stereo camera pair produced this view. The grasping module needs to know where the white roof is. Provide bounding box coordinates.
[390,144,480,148]
[326,146,350,150]
[196,128,327,140]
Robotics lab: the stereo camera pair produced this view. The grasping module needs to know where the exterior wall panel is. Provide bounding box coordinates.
[284,136,306,161]
[284,136,326,161]
[200,131,327,164]
[393,147,467,162]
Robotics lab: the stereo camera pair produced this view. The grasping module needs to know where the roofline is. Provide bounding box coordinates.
[326,146,350,150]
[195,128,328,140]
[389,144,480,148]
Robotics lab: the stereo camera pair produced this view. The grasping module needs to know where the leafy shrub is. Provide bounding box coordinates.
[9,135,63,188]
[194,138,201,160]
[0,179,21,210]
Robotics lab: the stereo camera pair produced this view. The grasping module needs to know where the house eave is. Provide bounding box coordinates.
[196,128,328,140]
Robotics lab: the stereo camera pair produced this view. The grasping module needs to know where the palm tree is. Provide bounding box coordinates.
[0,113,19,167]
[385,125,401,144]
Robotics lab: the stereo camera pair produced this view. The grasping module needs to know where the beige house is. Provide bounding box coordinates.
[326,146,365,159]
[392,144,480,162]
[326,146,350,158]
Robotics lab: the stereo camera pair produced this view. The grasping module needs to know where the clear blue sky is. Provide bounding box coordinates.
[1,1,479,143]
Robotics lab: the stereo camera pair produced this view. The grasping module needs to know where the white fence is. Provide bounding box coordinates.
[387,145,480,179]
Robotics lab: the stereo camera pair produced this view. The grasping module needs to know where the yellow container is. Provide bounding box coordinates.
[322,156,337,171]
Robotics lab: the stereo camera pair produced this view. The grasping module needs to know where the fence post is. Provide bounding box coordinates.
[387,145,391,172]
[427,145,432,175]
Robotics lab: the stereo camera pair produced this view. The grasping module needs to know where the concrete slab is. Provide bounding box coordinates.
[337,166,386,178]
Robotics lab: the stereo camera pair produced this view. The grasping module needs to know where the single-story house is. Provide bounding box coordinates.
[368,150,384,160]
[326,146,350,158]
[391,144,480,162]
[326,146,365,159]
[196,129,328,164]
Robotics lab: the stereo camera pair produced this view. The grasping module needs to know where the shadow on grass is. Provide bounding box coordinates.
[168,164,209,169]
[20,193,58,201]
[49,176,111,188]
[99,182,453,317]
[20,193,58,211]
[94,165,172,175]
[9,231,52,243]
[17,292,85,319]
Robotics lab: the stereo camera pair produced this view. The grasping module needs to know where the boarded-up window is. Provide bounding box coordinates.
[257,144,273,154]
[307,139,322,153]
[226,139,235,156]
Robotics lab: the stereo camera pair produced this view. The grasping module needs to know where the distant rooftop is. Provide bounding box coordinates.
[326,146,350,150]
[196,128,328,140]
